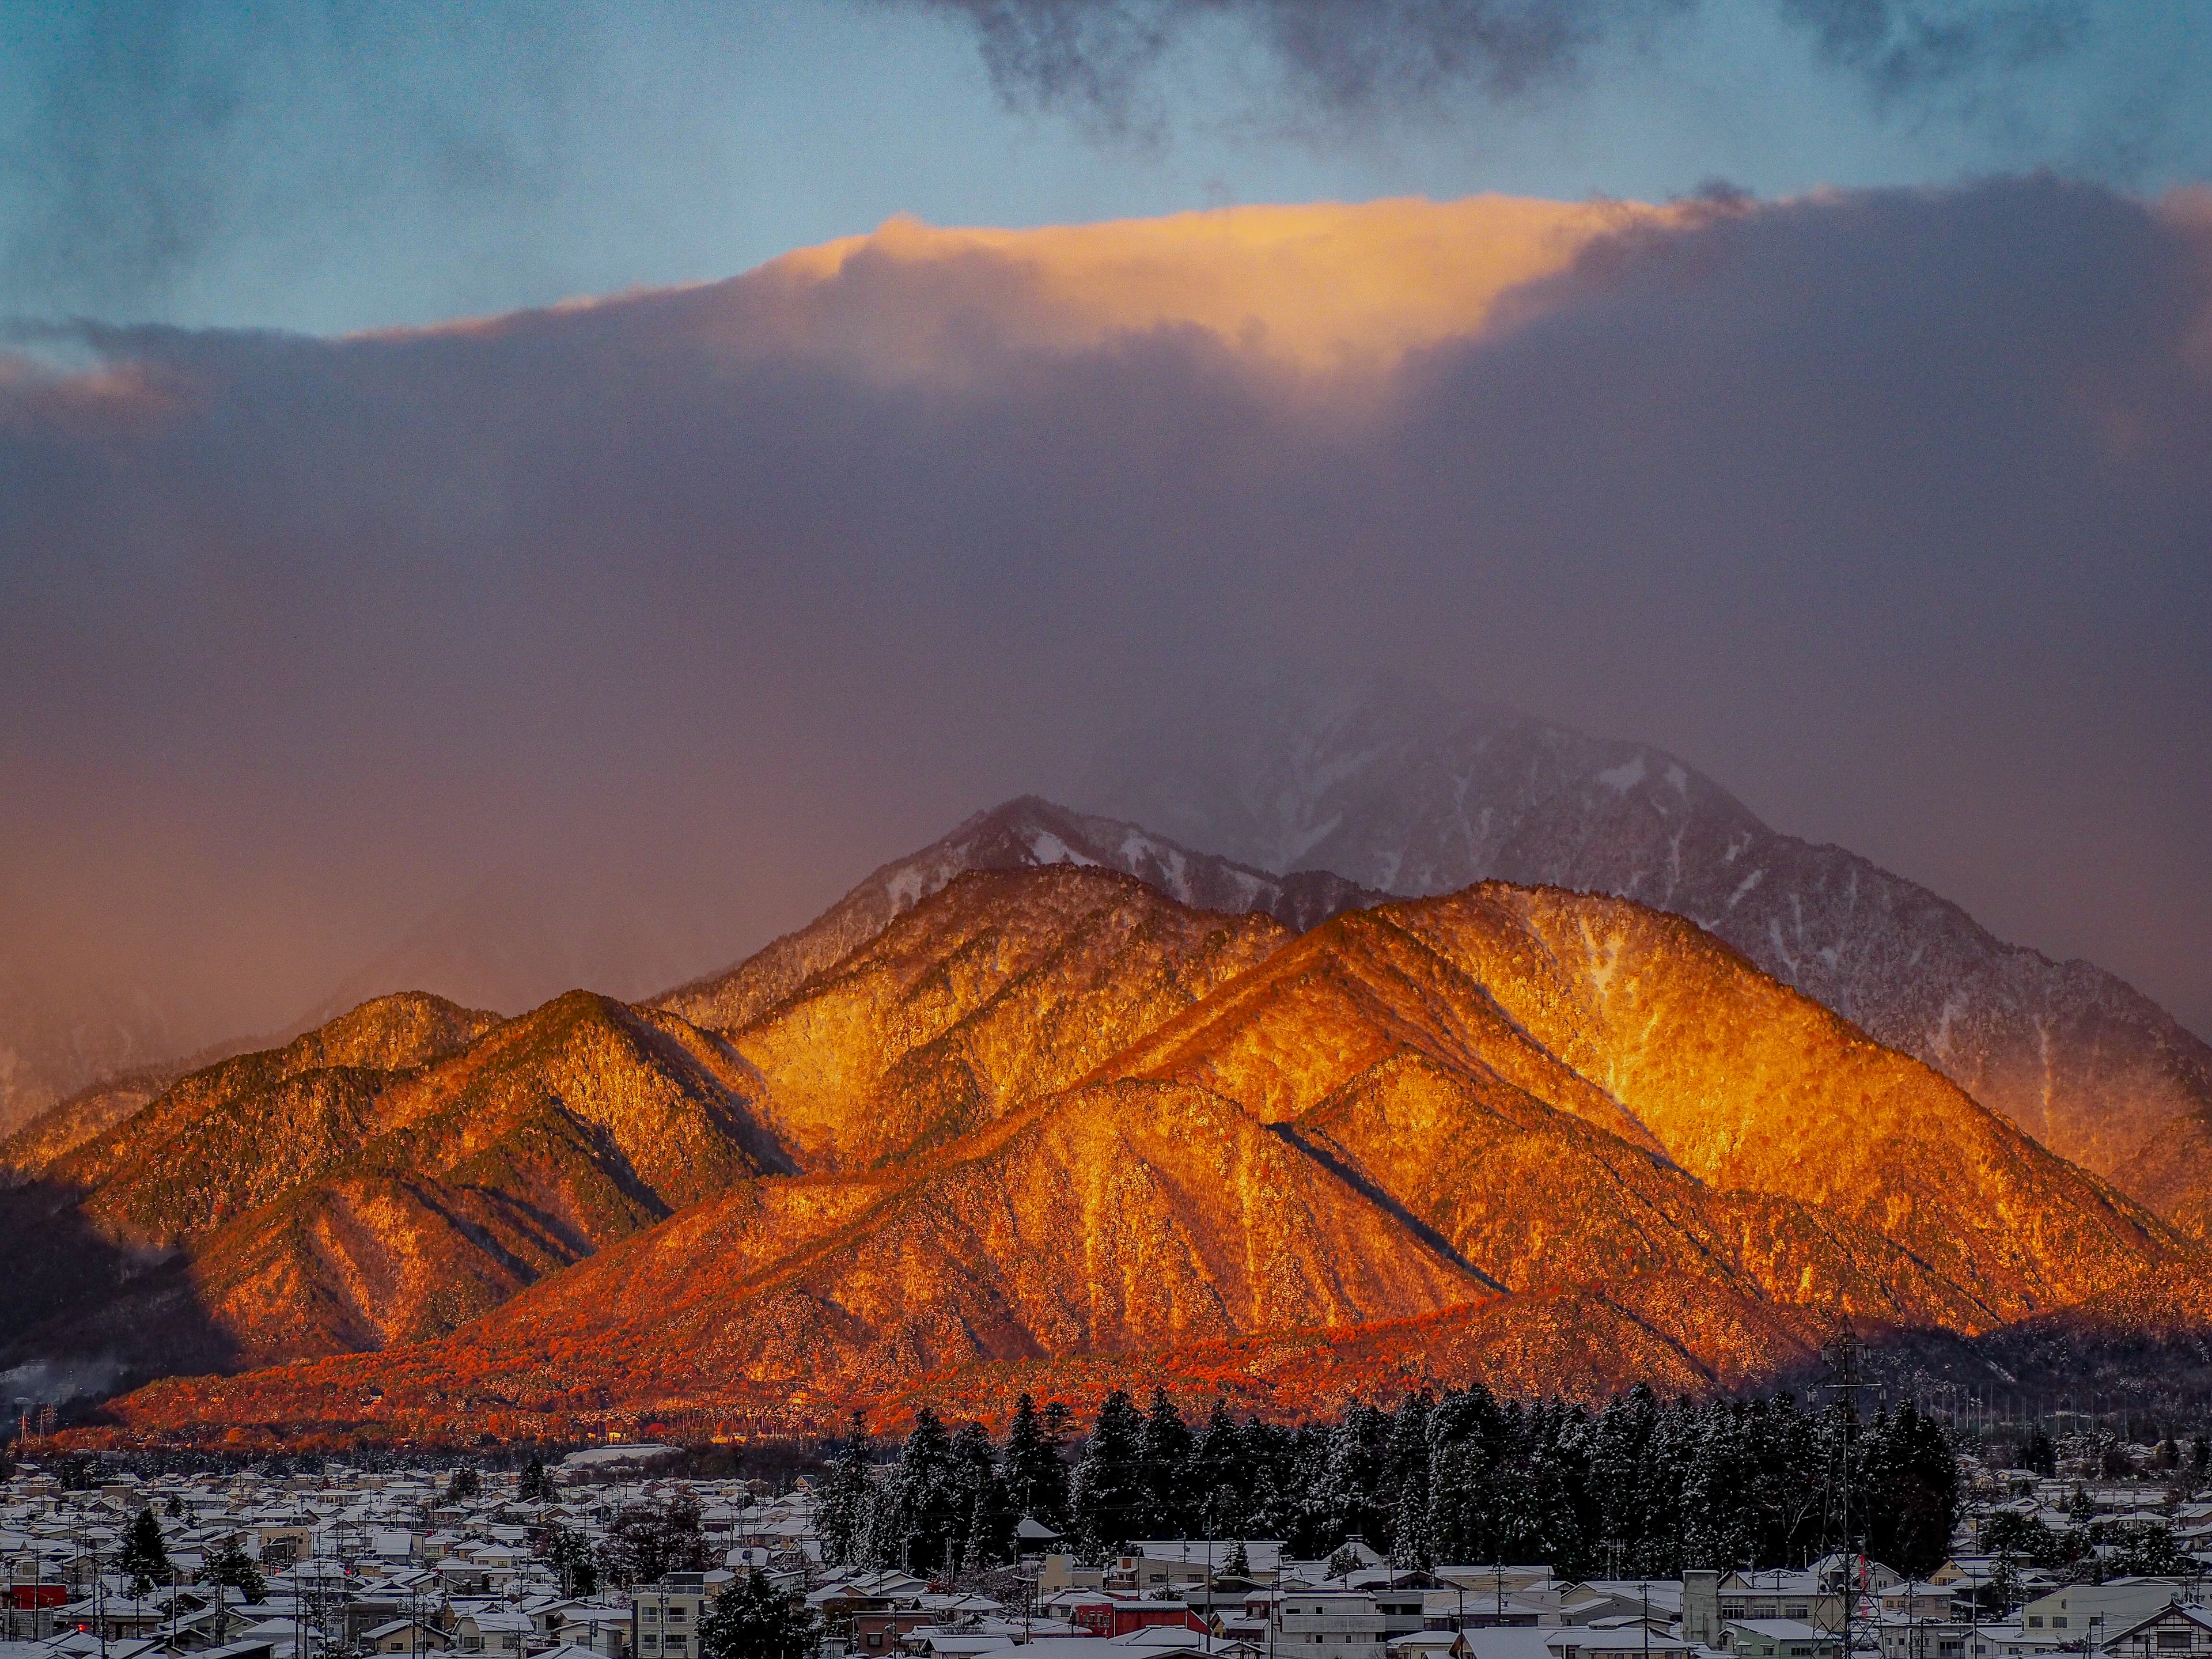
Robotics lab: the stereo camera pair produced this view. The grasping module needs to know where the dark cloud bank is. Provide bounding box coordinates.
[2,176,2209,1063]
[918,0,2113,139]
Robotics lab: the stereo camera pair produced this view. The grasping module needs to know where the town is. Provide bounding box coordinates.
[4,1392,2209,1659]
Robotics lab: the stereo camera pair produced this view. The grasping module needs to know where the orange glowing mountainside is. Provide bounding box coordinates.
[0,801,1367,1392]
[88,843,2202,1440]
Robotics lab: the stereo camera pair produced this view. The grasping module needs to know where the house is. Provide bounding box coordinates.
[2104,1603,2212,1659]
[452,1611,533,1657]
[1392,1634,1475,1659]
[1727,1618,1842,1659]
[1543,1630,1700,1659]
[633,1574,711,1659]
[558,1606,635,1658]
[1277,1591,1389,1659]
[1134,1543,1289,1582]
[2016,1584,2191,1645]
[1878,1588,1961,1623]
[362,1618,450,1655]
[1690,1570,1846,1639]
[1050,1592,1211,1642]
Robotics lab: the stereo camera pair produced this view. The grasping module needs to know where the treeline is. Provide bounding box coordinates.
[817,1383,1959,1580]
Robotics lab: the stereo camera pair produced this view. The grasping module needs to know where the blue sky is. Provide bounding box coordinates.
[3,0,2208,334]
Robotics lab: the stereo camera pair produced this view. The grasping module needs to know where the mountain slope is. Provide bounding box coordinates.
[718,866,1289,1171]
[99,870,2201,1441]
[653,796,1378,1037]
[1084,679,2212,1237]
[112,1075,1491,1428]
[0,990,789,1376]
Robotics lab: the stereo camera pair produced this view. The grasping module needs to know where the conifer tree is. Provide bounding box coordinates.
[887,1407,965,1573]
[1071,1390,1149,1554]
[1005,1394,1071,1533]
[518,1456,551,1503]
[121,1508,171,1597]
[1189,1395,1256,1541]
[1138,1388,1195,1538]
[700,1572,816,1659]
[1857,1405,1958,1576]
[819,1413,876,1567]
[948,1419,1007,1574]
[209,1539,267,1605]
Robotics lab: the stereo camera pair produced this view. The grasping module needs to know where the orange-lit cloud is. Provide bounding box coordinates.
[744,195,1681,374]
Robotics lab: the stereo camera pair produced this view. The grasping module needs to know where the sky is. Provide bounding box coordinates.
[2,1,2210,1070]
[3,1,2209,334]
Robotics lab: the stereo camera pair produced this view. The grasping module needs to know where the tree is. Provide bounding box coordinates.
[2109,1523,2188,1577]
[1138,1389,1195,1538]
[607,1490,711,1587]
[1859,1406,1958,1577]
[2018,1427,2058,1477]
[1005,1394,1071,1533]
[700,1573,816,1659]
[881,1407,967,1573]
[1982,1510,2063,1569]
[120,1508,171,1596]
[209,1539,268,1605]
[541,1523,600,1595]
[443,1466,482,1504]
[518,1456,552,1502]
[1071,1391,1149,1555]
[1191,1396,1256,1541]
[820,1414,876,1568]
[948,1419,1010,1574]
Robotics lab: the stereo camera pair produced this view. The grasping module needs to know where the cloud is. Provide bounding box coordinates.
[2,181,2210,1083]
[904,0,2158,160]
[904,0,1690,134]
[1779,0,2083,103]
[731,195,1685,373]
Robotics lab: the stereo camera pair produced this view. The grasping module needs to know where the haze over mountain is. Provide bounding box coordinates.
[1086,678,2212,1240]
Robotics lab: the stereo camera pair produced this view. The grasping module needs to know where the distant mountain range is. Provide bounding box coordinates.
[14,683,2205,1252]
[7,797,2205,1441]
[1087,679,2212,1239]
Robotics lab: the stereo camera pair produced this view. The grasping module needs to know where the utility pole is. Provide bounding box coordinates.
[1825,1335,1872,1659]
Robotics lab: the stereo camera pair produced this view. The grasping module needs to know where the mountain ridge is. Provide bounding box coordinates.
[85,862,2204,1442]
[1084,681,2212,1238]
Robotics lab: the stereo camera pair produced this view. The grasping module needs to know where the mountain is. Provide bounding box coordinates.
[0,989,789,1382]
[653,795,1379,1037]
[1082,679,2212,1238]
[672,865,1292,1171]
[0,864,747,1143]
[98,865,2197,1443]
